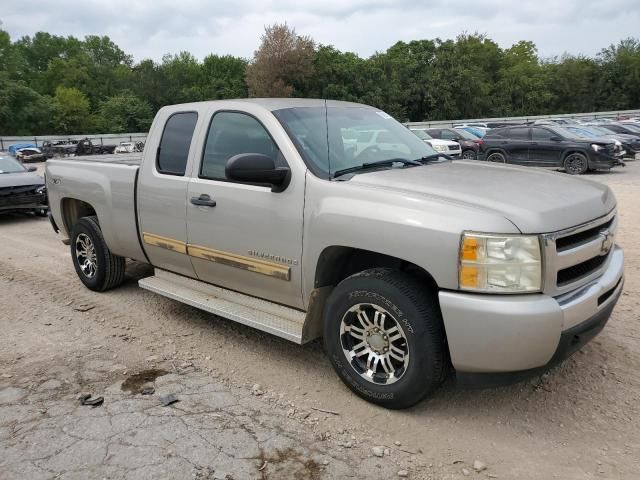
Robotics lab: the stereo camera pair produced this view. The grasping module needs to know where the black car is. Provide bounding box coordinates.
[0,155,48,216]
[595,123,640,139]
[426,127,483,159]
[566,125,640,161]
[479,125,624,174]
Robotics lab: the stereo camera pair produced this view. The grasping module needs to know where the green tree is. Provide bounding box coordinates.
[97,93,153,133]
[52,86,91,134]
[0,75,55,135]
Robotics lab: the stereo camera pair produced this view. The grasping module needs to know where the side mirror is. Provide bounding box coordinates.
[27,166,38,172]
[550,136,562,141]
[225,153,290,192]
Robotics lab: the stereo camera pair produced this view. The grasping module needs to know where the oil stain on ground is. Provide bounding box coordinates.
[121,368,168,394]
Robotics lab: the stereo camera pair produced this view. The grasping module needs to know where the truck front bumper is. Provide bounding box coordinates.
[439,246,624,387]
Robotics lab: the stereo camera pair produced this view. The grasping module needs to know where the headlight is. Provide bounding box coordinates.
[432,144,447,152]
[36,185,46,194]
[459,232,542,293]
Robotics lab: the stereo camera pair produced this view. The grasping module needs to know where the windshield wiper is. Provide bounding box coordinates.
[332,158,421,179]
[414,153,451,163]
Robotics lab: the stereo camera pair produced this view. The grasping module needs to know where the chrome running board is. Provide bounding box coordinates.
[139,269,305,343]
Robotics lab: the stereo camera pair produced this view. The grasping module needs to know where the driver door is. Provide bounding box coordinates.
[186,109,305,309]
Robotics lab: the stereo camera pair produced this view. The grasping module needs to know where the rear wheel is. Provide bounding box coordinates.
[462,149,477,160]
[323,268,447,409]
[486,151,506,163]
[564,153,588,175]
[70,216,126,291]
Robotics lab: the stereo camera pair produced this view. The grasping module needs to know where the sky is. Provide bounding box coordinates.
[2,0,640,62]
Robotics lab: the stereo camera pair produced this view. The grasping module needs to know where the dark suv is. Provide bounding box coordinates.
[427,128,483,159]
[479,125,624,174]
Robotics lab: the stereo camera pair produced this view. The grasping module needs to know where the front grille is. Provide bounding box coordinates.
[557,253,608,286]
[448,145,459,150]
[0,185,44,207]
[556,217,614,251]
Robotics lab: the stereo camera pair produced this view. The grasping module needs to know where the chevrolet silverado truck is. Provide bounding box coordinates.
[46,99,624,409]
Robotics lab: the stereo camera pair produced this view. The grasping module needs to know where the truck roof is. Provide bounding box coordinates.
[158,98,373,113]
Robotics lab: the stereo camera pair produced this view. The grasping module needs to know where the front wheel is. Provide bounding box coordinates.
[70,216,126,292]
[323,268,447,409]
[564,153,588,175]
[486,151,506,163]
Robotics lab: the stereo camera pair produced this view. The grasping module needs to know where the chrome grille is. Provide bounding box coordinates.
[542,210,617,296]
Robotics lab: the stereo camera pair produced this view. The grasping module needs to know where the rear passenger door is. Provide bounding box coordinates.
[529,127,563,166]
[137,110,202,277]
[503,127,530,165]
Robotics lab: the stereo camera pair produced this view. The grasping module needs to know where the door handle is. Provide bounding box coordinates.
[190,194,216,207]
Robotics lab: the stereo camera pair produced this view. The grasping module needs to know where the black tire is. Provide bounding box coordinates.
[564,152,589,175]
[323,268,447,409]
[462,149,477,160]
[70,216,126,292]
[486,151,506,163]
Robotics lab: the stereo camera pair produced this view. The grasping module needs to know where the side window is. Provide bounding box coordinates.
[531,128,554,141]
[427,130,441,138]
[441,130,457,140]
[156,112,198,175]
[509,127,530,140]
[201,112,279,180]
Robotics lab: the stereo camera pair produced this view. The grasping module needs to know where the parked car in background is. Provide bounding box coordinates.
[115,142,136,154]
[456,125,486,138]
[0,154,48,216]
[16,147,47,163]
[480,124,624,174]
[427,127,482,159]
[41,140,77,158]
[409,128,462,158]
[565,126,640,161]
[8,143,36,156]
[533,118,579,126]
[594,123,640,138]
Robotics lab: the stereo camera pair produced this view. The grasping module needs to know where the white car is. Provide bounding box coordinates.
[115,142,135,154]
[410,129,462,158]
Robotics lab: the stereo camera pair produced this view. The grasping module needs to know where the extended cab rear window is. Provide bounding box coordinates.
[156,112,198,176]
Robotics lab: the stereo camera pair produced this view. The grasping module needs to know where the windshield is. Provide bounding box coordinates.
[565,126,598,138]
[621,123,640,133]
[550,126,582,140]
[411,129,433,140]
[451,128,479,140]
[273,106,439,178]
[0,156,27,174]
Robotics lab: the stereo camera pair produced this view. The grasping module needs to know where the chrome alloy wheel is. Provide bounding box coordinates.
[340,303,409,385]
[75,233,97,278]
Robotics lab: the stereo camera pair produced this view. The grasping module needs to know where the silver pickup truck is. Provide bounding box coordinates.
[46,99,624,409]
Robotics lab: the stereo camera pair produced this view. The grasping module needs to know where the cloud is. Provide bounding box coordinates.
[1,0,639,62]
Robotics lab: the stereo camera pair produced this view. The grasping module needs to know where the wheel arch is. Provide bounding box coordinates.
[60,197,98,236]
[302,246,439,343]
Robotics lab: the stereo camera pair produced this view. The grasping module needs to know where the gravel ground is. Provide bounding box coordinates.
[0,162,639,479]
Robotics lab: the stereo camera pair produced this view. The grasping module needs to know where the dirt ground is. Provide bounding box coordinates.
[1,162,639,480]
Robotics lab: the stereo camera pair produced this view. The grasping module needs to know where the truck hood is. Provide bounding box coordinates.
[0,171,44,188]
[349,161,615,233]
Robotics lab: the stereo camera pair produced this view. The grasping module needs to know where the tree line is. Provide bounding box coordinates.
[1,23,639,136]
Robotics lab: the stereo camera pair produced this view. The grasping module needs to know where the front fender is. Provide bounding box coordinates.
[301,172,519,305]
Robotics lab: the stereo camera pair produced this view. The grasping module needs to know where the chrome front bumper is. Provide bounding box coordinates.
[439,246,624,375]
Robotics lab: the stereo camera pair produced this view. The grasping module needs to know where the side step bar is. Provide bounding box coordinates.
[139,269,306,343]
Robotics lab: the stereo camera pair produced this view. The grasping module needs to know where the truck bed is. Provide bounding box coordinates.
[45,156,147,262]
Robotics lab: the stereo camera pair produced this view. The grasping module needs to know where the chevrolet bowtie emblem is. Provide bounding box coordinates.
[599,229,614,256]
